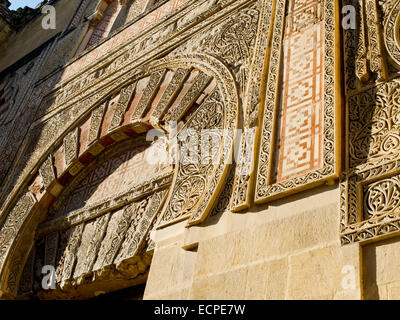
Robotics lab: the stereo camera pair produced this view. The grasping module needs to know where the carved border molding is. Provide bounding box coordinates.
[384,0,400,68]
[253,0,339,204]
[229,0,273,211]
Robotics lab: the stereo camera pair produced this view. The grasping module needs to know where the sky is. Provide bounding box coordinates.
[9,0,43,10]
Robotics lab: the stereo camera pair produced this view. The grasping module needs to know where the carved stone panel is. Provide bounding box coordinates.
[255,0,337,204]
[341,81,400,244]
[341,0,400,244]
[52,143,167,217]
[0,0,268,297]
[271,0,324,183]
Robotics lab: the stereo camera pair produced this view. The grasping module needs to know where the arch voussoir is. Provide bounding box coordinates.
[0,54,239,298]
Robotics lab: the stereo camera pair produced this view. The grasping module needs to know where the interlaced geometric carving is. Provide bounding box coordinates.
[255,0,337,204]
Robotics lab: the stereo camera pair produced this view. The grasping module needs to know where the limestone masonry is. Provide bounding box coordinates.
[0,0,398,299]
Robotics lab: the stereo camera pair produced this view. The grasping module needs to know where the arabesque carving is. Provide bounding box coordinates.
[341,0,400,244]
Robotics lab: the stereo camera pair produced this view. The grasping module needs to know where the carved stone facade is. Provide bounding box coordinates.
[1,0,400,300]
[341,0,400,249]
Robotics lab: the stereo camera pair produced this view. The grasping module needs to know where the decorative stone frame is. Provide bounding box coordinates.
[251,0,341,205]
[340,162,400,245]
[340,0,400,245]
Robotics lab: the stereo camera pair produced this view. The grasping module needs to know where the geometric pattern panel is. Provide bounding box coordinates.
[255,0,337,203]
[272,7,324,182]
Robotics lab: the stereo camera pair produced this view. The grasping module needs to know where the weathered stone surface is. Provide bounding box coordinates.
[363,237,400,300]
[0,0,399,301]
[244,258,288,300]
[189,268,248,300]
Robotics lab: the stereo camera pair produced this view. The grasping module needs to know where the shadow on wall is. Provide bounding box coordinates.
[362,236,400,300]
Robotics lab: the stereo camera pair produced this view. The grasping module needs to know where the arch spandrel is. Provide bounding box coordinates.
[0,54,239,298]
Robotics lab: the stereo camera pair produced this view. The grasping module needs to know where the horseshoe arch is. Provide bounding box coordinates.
[0,53,239,299]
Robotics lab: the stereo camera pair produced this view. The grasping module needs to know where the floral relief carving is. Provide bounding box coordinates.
[201,5,260,68]
[364,177,400,219]
[339,0,400,245]
[16,142,170,298]
[342,78,400,243]
[159,89,225,225]
[348,81,400,170]
[383,0,400,69]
